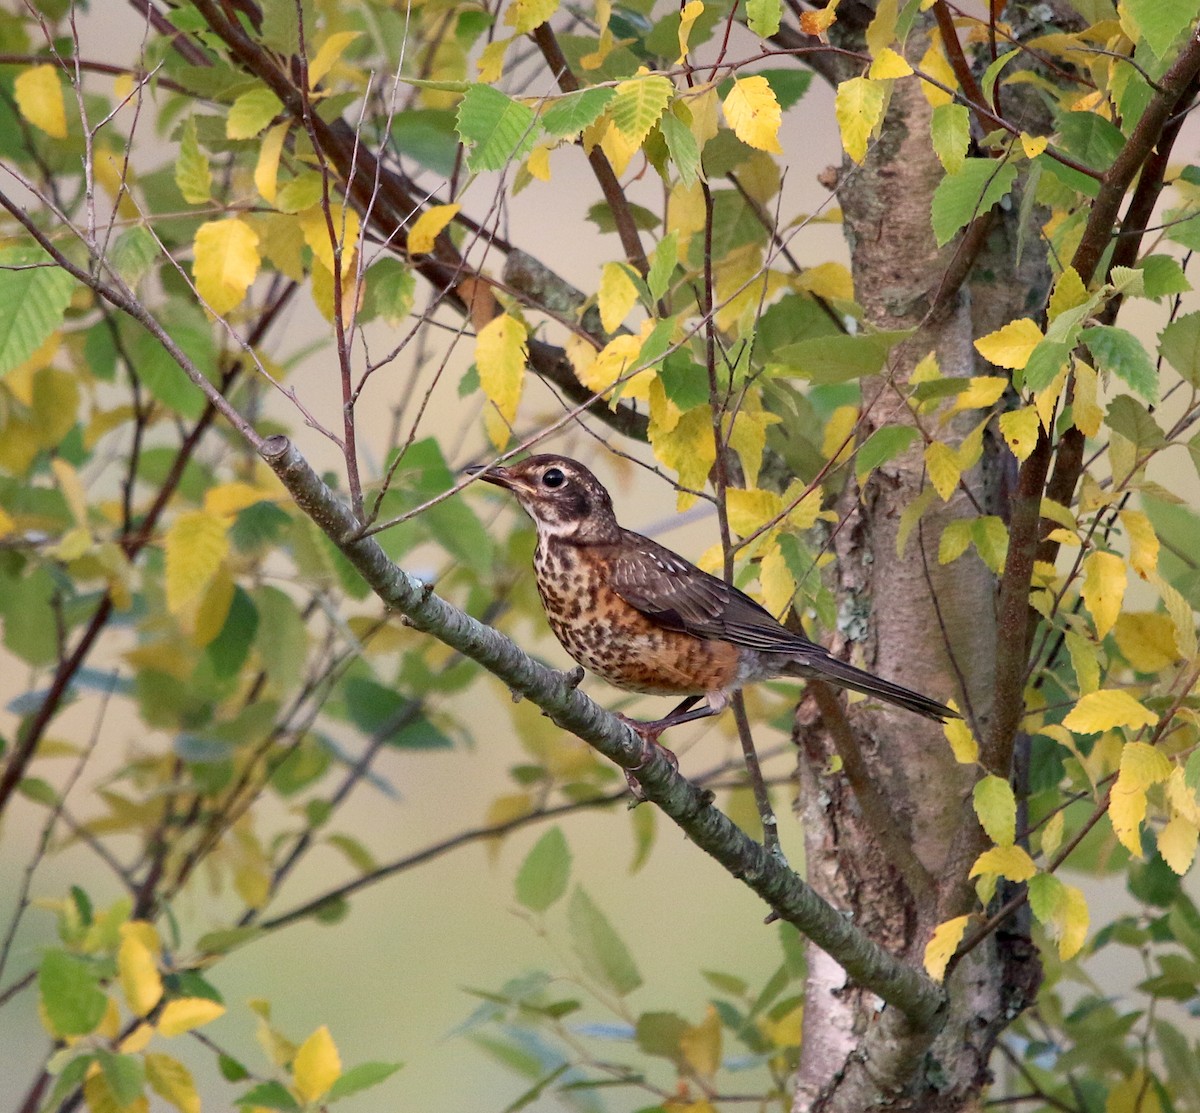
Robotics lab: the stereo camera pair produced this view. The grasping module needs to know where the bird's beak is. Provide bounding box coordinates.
[464,463,517,491]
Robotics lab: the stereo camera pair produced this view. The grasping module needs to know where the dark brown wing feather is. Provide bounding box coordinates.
[606,530,817,653]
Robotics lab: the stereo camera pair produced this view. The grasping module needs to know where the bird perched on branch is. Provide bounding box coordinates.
[468,454,956,768]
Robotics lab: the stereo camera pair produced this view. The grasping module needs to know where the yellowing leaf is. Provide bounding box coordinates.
[476,312,528,432]
[1080,549,1125,639]
[917,38,957,107]
[969,844,1036,882]
[974,318,1043,369]
[526,145,551,181]
[973,774,1016,847]
[759,540,796,619]
[677,0,705,60]
[1020,132,1047,158]
[1152,571,1198,660]
[118,927,163,1017]
[204,481,277,517]
[1041,810,1064,859]
[797,261,854,301]
[869,47,913,79]
[255,121,289,204]
[158,997,225,1037]
[1106,1071,1162,1113]
[1119,509,1158,579]
[834,76,885,163]
[726,488,783,537]
[651,404,716,510]
[679,1005,722,1079]
[822,404,857,464]
[145,1053,201,1113]
[193,218,261,316]
[953,376,1007,412]
[998,407,1040,462]
[1057,884,1088,960]
[476,37,511,82]
[1048,266,1087,320]
[925,440,960,501]
[1114,612,1179,673]
[1117,740,1172,789]
[505,0,558,32]
[923,915,970,981]
[293,1025,342,1102]
[610,74,675,146]
[944,711,979,763]
[308,30,361,89]
[15,64,67,139]
[1158,815,1199,875]
[723,76,783,154]
[1073,360,1103,435]
[1063,689,1156,734]
[407,203,460,255]
[165,510,230,615]
[726,395,779,488]
[598,262,639,333]
[299,203,360,277]
[578,327,657,400]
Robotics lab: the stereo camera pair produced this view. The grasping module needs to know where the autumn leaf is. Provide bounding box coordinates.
[15,64,67,138]
[723,76,783,153]
[193,218,261,316]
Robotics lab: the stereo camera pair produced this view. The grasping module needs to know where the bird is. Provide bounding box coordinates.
[467,454,956,769]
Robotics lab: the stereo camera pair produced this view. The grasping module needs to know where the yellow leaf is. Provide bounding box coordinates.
[974,318,1044,369]
[145,1053,201,1113]
[925,440,960,501]
[1151,571,1198,660]
[193,218,261,316]
[1167,766,1200,826]
[923,915,970,981]
[953,376,1007,412]
[255,121,289,204]
[293,1025,342,1102]
[598,262,639,333]
[797,261,854,301]
[1063,689,1156,734]
[723,76,783,154]
[526,145,551,181]
[505,0,558,32]
[1048,266,1088,320]
[475,312,528,425]
[407,203,460,255]
[650,405,716,510]
[822,404,857,464]
[118,925,163,1017]
[726,395,779,488]
[192,563,234,648]
[944,710,978,763]
[677,0,705,60]
[726,488,783,537]
[759,540,796,619]
[1057,883,1088,960]
[51,458,89,525]
[969,844,1036,882]
[1034,361,1068,432]
[1158,815,1199,875]
[1041,810,1064,859]
[1073,360,1102,435]
[308,30,361,89]
[679,1006,722,1079]
[1114,612,1179,673]
[299,203,361,277]
[120,1023,155,1054]
[1080,550,1125,640]
[158,997,225,1037]
[15,64,67,139]
[917,38,957,107]
[1117,740,1172,789]
[578,327,656,400]
[165,510,230,615]
[1106,1070,1162,1113]
[1119,509,1158,579]
[834,76,885,163]
[204,481,276,517]
[869,47,913,79]
[1020,132,1047,158]
[998,407,1040,462]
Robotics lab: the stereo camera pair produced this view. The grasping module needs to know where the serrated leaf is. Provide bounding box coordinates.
[475,312,528,431]
[1080,549,1125,640]
[1028,873,1065,925]
[165,510,230,615]
[925,440,960,501]
[746,0,781,38]
[1121,0,1196,58]
[457,85,538,171]
[1159,815,1199,875]
[924,915,970,981]
[998,407,1039,462]
[15,64,67,138]
[1063,690,1157,734]
[226,86,283,140]
[568,887,642,996]
[193,218,261,316]
[598,263,639,333]
[504,0,558,33]
[930,102,969,175]
[294,1026,341,1102]
[931,159,1018,247]
[723,75,783,154]
[974,318,1043,370]
[610,75,675,147]
[0,247,76,376]
[1159,311,1200,388]
[1081,325,1158,401]
[973,775,1017,847]
[855,425,919,483]
[515,827,571,912]
[834,76,885,164]
[540,88,615,138]
[943,713,978,763]
[176,116,212,204]
[1114,612,1179,673]
[970,844,1036,882]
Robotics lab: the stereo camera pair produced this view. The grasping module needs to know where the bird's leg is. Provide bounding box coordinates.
[616,695,721,800]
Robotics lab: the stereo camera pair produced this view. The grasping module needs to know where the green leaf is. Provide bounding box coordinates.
[175,116,212,204]
[930,159,1019,247]
[124,299,217,420]
[608,75,674,146]
[1081,324,1158,401]
[1159,311,1200,388]
[660,111,700,187]
[1123,0,1197,58]
[456,85,538,172]
[1137,254,1191,299]
[361,258,416,325]
[1105,395,1166,454]
[327,1061,404,1101]
[635,1011,688,1059]
[39,951,108,1037]
[226,86,283,139]
[758,69,812,111]
[237,1080,301,1110]
[97,1051,145,1105]
[855,425,919,483]
[0,246,77,376]
[540,88,615,138]
[341,675,415,737]
[645,232,678,302]
[253,584,307,693]
[930,103,969,175]
[973,775,1017,848]
[110,226,159,289]
[746,0,781,38]
[1021,339,1069,392]
[515,827,571,912]
[567,886,642,996]
[771,329,911,383]
[1028,873,1065,925]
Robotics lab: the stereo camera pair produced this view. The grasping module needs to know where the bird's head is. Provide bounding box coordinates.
[466,455,621,542]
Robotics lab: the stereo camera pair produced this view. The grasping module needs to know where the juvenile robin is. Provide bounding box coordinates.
[468,455,956,764]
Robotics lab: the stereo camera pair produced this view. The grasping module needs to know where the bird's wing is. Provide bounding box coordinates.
[606,531,814,653]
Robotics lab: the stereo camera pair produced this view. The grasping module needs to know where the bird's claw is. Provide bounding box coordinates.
[615,713,679,803]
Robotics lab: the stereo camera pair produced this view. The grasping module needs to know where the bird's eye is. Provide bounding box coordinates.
[542,468,566,489]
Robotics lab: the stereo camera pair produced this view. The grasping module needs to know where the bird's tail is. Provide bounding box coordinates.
[781,652,957,722]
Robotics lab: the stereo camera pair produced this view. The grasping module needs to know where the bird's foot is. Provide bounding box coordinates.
[615,713,679,803]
